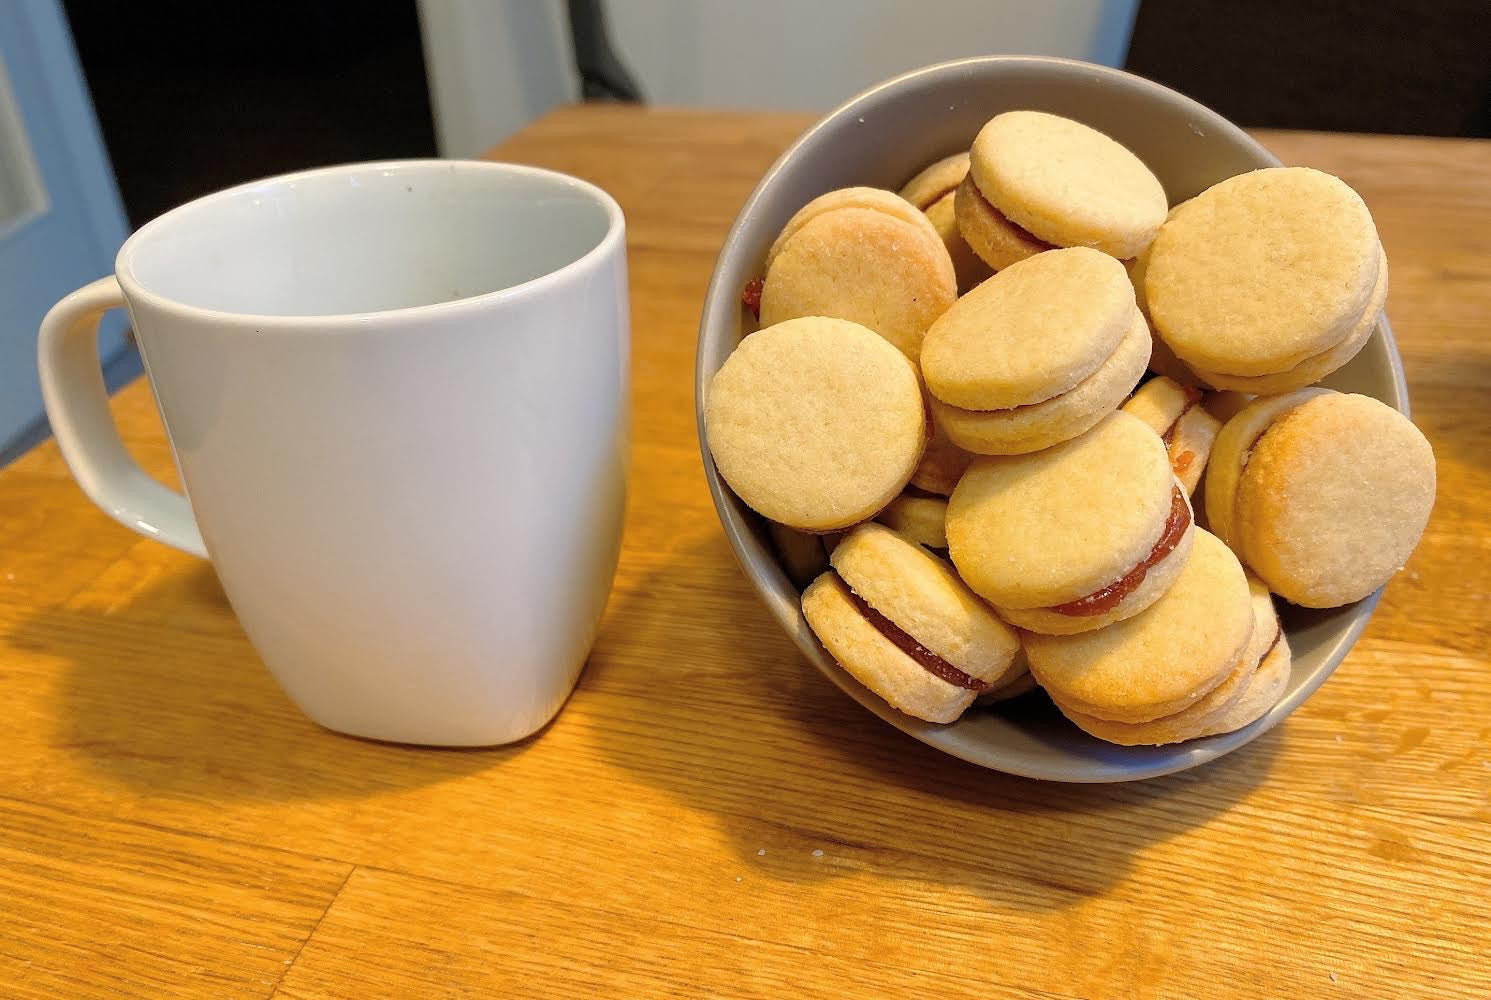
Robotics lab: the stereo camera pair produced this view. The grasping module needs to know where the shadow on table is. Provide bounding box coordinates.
[11,563,506,803]
[587,530,1282,913]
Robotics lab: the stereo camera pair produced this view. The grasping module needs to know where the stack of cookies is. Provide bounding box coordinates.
[705,109,1436,745]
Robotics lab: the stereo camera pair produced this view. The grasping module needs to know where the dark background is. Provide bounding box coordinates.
[1125,0,1491,138]
[63,0,438,227]
[65,0,1490,228]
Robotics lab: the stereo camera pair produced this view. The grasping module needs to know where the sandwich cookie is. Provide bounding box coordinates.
[1203,390,1257,424]
[1145,167,1383,384]
[899,152,994,292]
[706,317,927,531]
[1147,336,1202,387]
[1206,389,1435,607]
[965,110,1168,260]
[909,417,974,496]
[759,187,957,361]
[947,411,1196,635]
[764,187,933,273]
[802,523,1021,723]
[819,529,848,559]
[954,173,1053,272]
[874,493,948,552]
[1025,530,1254,724]
[766,521,829,591]
[1054,572,1285,744]
[1126,238,1201,387]
[921,247,1150,455]
[1194,250,1389,394]
[1121,376,1222,494]
[974,649,1039,705]
[1194,616,1292,739]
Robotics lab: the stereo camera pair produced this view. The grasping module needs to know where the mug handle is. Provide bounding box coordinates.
[37,277,206,558]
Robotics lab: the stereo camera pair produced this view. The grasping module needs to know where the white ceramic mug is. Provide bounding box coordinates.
[38,160,629,746]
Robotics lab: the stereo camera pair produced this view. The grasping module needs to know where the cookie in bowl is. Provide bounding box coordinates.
[973,653,1040,705]
[704,316,926,532]
[803,524,1020,724]
[1026,529,1253,725]
[921,247,1150,455]
[1145,167,1385,392]
[908,418,974,497]
[946,410,1194,635]
[758,186,956,361]
[1052,570,1289,745]
[963,110,1168,261]
[1206,389,1436,607]
[874,492,949,554]
[899,153,993,292]
[1121,376,1222,495]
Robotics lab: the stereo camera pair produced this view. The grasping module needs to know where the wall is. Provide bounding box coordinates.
[0,0,130,463]
[610,0,1138,111]
[418,0,578,158]
[69,1,438,227]
[1125,0,1491,136]
[417,0,1136,156]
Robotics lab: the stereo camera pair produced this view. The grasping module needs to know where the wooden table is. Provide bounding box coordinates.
[2,106,1488,999]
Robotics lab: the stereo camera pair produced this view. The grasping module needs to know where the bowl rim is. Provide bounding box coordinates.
[693,55,1409,782]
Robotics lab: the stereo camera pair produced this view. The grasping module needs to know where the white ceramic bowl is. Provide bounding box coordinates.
[695,56,1407,782]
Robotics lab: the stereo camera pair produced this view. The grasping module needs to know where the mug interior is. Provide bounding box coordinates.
[118,161,617,317]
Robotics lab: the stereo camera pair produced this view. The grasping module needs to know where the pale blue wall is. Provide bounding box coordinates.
[0,0,131,463]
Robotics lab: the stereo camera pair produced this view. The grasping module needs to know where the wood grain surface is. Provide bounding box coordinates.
[1,105,1487,999]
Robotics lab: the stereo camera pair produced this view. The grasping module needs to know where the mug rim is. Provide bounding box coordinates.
[114,159,626,330]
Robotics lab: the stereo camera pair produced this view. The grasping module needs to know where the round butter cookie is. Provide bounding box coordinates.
[975,650,1039,705]
[922,247,1135,410]
[802,524,1020,723]
[1121,376,1222,495]
[874,493,948,551]
[969,110,1167,258]
[1196,625,1292,738]
[761,188,956,361]
[899,153,994,291]
[953,173,1053,272]
[705,317,926,531]
[898,153,970,211]
[1206,389,1435,607]
[927,310,1150,456]
[765,186,935,272]
[909,417,975,496]
[1025,530,1253,723]
[1195,250,1389,394]
[1146,167,1382,378]
[946,411,1195,633]
[1054,572,1281,744]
